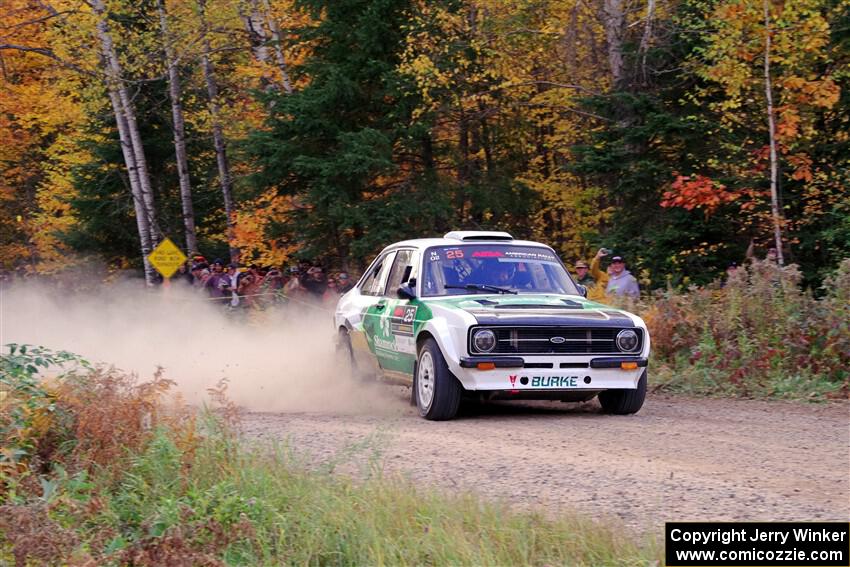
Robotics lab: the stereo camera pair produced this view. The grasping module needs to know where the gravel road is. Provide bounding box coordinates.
[242,389,849,535]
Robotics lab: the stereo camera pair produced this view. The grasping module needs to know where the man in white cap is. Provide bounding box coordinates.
[605,255,640,298]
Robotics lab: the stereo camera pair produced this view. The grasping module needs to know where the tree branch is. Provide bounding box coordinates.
[0,43,97,76]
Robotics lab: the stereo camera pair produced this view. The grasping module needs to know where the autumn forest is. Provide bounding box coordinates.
[1,0,848,288]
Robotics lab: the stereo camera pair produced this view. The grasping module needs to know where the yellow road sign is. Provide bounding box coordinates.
[148,238,187,279]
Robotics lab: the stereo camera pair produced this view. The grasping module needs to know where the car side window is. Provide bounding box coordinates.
[384,249,419,296]
[359,254,385,296]
[361,251,396,296]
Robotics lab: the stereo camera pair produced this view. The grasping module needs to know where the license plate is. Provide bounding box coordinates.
[508,374,582,388]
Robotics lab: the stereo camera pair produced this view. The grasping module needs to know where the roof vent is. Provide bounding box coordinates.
[443,231,514,241]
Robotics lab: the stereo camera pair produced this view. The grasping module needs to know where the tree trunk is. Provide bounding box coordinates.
[157,0,198,256]
[90,0,158,242]
[637,0,656,83]
[261,0,293,93]
[239,0,271,65]
[763,0,784,265]
[602,0,625,89]
[90,0,158,284]
[198,0,239,264]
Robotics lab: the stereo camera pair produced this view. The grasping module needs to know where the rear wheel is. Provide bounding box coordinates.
[416,338,462,421]
[598,369,647,414]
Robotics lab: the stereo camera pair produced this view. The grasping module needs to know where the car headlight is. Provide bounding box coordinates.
[616,329,639,352]
[472,329,497,353]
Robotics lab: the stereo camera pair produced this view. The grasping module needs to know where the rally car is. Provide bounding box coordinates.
[334,231,650,420]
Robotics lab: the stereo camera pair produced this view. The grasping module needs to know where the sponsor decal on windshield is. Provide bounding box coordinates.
[472,250,504,258]
[504,250,558,262]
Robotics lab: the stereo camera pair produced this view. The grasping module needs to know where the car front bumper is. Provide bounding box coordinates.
[449,356,647,392]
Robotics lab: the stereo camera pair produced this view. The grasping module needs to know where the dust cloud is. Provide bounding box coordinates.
[0,281,402,414]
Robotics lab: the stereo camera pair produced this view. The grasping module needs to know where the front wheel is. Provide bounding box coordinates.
[415,338,462,421]
[598,369,647,414]
[336,328,364,382]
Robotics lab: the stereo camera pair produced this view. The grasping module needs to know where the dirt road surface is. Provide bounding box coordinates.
[242,390,849,535]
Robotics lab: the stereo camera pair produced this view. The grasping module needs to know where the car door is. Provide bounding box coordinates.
[359,251,397,366]
[367,249,421,377]
[349,251,396,371]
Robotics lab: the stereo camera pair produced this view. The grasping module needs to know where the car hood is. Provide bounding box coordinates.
[428,294,637,328]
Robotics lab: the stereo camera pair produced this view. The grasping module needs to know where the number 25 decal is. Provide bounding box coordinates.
[446,250,465,259]
[402,306,417,323]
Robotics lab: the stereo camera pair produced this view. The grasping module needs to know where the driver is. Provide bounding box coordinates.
[487,260,516,287]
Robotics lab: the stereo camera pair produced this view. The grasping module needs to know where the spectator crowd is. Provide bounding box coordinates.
[173,257,354,312]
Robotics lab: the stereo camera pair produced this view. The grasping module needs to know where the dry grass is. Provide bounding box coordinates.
[1,348,658,566]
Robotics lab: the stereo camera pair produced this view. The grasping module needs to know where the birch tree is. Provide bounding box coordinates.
[602,0,625,89]
[261,0,294,93]
[157,0,198,256]
[762,0,784,265]
[198,0,238,264]
[89,0,160,284]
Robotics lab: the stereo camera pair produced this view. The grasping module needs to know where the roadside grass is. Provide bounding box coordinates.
[632,258,850,400]
[1,346,660,566]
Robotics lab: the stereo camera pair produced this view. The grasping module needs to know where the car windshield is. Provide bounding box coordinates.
[421,244,580,297]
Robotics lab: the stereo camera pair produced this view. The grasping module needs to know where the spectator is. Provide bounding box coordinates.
[323,277,340,303]
[263,267,284,290]
[301,266,328,299]
[574,260,595,286]
[766,247,779,263]
[191,261,209,287]
[237,267,264,309]
[586,248,610,300]
[203,259,230,304]
[174,261,194,286]
[260,267,285,306]
[227,263,242,307]
[605,255,640,298]
[727,261,738,277]
[283,266,303,296]
[337,271,354,293]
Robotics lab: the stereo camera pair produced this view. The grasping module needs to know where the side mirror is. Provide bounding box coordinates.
[577,284,588,298]
[397,283,416,300]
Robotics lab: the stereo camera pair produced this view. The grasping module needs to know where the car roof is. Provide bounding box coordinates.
[380,232,555,254]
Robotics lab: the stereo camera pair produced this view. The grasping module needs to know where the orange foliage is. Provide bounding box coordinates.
[232,190,299,267]
[660,174,739,216]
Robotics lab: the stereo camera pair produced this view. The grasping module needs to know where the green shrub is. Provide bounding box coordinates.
[643,259,850,399]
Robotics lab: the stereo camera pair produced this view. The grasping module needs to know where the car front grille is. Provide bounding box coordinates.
[469,326,642,355]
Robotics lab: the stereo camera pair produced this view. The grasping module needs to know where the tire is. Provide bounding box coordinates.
[336,328,363,381]
[415,338,462,421]
[598,369,647,414]
[409,360,418,406]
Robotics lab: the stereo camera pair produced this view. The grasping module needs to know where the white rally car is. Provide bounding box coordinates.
[334,231,650,420]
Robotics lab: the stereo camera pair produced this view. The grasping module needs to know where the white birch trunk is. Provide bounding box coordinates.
[198,0,239,264]
[90,0,159,284]
[763,0,785,265]
[261,0,293,93]
[638,0,656,82]
[240,0,271,65]
[602,0,625,89]
[157,0,198,256]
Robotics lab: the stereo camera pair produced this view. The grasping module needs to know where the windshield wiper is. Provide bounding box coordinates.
[444,284,518,295]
